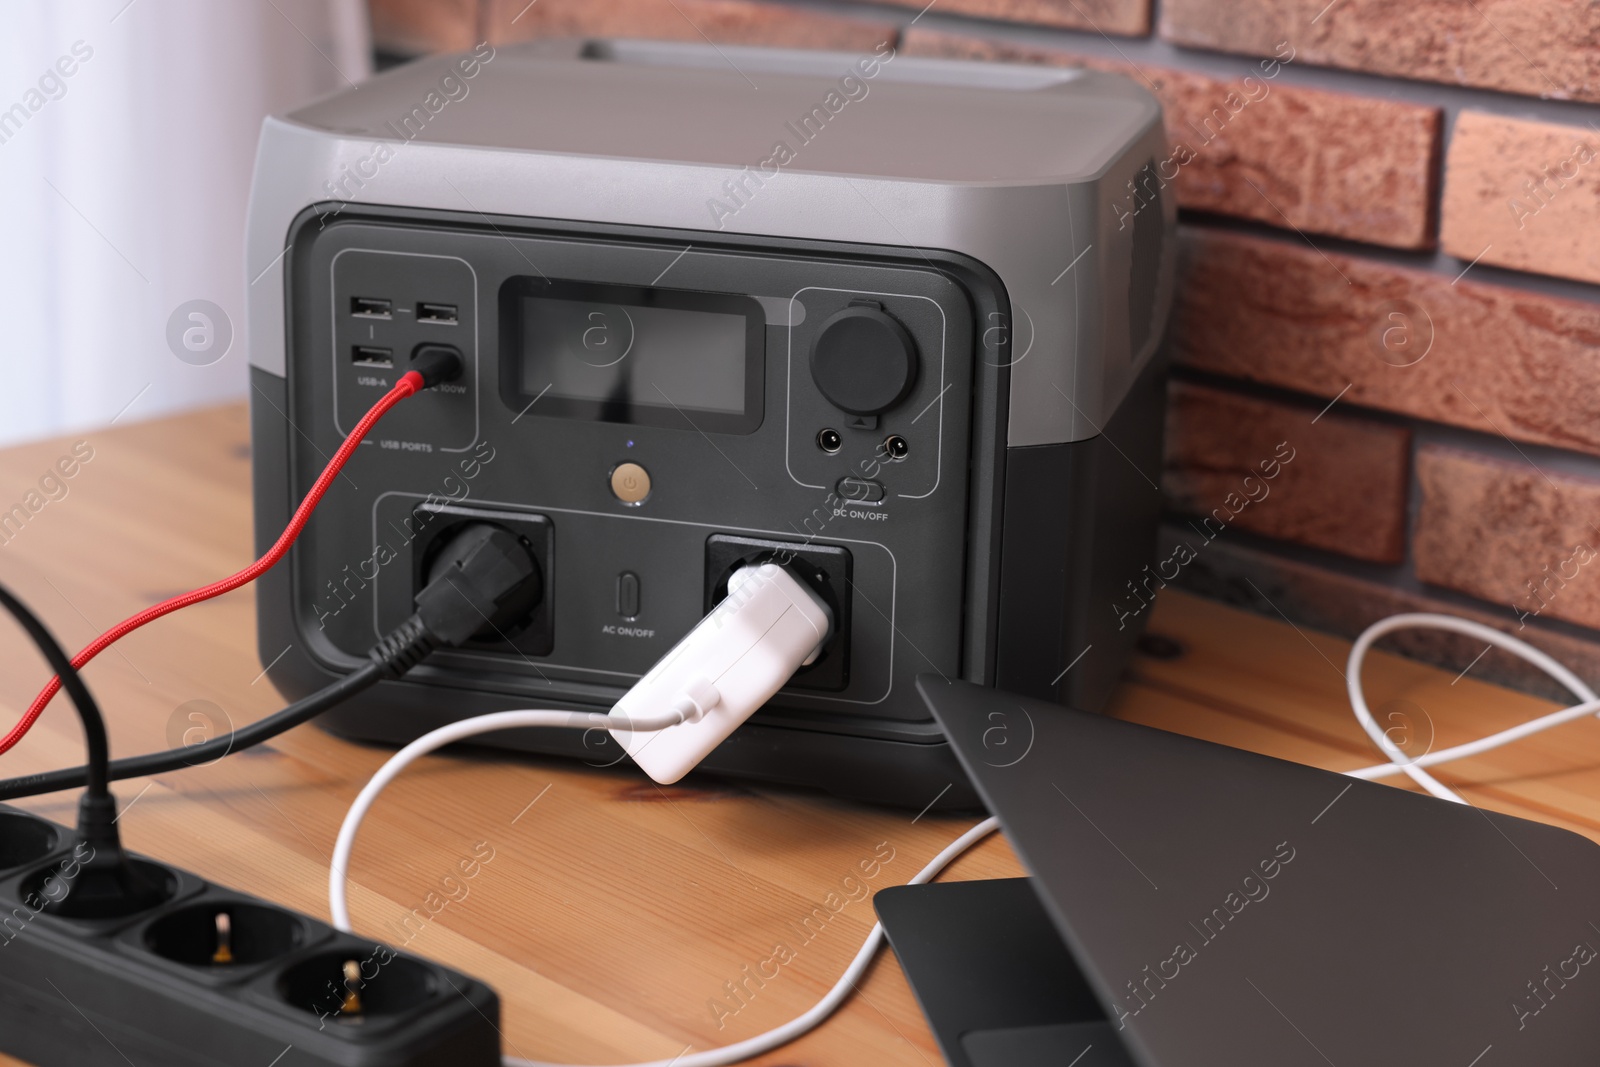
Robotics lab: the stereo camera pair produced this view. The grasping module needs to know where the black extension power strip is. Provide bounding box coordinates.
[0,803,501,1067]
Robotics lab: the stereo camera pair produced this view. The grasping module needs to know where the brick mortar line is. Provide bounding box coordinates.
[796,0,1600,121]
[1168,365,1600,482]
[1179,214,1600,313]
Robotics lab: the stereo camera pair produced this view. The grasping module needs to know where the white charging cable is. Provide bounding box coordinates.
[504,815,999,1067]
[328,707,683,931]
[330,726,997,1067]
[1345,612,1600,804]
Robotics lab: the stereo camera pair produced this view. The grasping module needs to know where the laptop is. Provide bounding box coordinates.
[875,676,1600,1067]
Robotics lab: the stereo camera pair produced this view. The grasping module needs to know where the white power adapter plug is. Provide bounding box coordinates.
[609,562,834,784]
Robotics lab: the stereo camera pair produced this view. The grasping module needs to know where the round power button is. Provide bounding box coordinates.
[610,462,651,505]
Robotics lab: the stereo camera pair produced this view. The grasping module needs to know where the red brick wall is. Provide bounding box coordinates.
[367,0,1600,695]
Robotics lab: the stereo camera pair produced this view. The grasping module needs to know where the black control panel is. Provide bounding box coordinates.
[275,208,1006,745]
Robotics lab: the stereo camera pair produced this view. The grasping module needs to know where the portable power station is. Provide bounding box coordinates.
[245,38,1175,808]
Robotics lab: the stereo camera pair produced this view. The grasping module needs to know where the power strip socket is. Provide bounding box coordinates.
[0,804,500,1066]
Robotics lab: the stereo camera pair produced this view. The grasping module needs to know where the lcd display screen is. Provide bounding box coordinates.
[499,279,764,434]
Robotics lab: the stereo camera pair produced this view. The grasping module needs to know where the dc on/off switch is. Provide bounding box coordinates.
[836,477,885,503]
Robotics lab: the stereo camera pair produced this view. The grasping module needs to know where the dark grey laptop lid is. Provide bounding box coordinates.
[915,676,1600,1067]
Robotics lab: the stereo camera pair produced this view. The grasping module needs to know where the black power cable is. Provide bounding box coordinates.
[0,581,110,799]
[0,518,542,802]
[0,579,168,915]
[0,661,384,802]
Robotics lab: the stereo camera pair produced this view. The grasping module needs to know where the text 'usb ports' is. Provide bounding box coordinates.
[351,296,392,318]
[417,302,458,325]
[351,345,393,368]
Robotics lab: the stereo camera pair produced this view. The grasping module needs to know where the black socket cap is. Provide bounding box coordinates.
[809,306,918,417]
[415,522,542,646]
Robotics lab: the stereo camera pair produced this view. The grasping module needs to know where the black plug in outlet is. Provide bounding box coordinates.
[705,533,853,692]
[410,504,554,656]
[0,803,501,1067]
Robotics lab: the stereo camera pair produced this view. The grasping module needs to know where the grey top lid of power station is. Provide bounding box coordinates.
[288,38,1156,184]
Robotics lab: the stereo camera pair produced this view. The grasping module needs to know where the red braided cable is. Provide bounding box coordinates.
[0,370,425,757]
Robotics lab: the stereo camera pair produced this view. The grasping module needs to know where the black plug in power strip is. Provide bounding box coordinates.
[0,804,501,1066]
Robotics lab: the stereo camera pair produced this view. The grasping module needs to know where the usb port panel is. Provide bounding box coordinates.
[417,302,458,325]
[351,296,392,319]
[351,345,393,368]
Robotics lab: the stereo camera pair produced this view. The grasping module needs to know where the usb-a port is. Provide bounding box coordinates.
[351,296,392,319]
[417,302,458,325]
[351,345,393,368]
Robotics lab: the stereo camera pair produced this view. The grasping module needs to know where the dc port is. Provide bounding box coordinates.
[883,435,909,460]
[816,428,842,454]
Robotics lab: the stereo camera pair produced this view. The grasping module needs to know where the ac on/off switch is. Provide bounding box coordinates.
[617,572,641,619]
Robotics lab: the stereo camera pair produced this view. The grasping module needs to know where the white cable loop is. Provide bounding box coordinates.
[1346,613,1600,803]
[328,706,999,1067]
[329,708,679,930]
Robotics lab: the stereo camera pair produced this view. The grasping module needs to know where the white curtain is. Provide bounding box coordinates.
[0,0,370,447]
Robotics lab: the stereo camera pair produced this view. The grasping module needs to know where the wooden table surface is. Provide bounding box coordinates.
[2,404,1598,1066]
